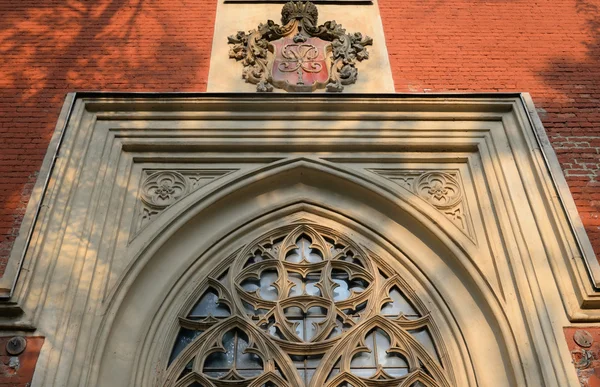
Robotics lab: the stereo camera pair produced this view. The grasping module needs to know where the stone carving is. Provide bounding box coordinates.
[415,172,462,210]
[135,169,235,233]
[163,224,452,387]
[227,1,372,92]
[370,169,472,236]
[140,171,188,209]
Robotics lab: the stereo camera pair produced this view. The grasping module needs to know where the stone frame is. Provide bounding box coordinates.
[2,93,597,386]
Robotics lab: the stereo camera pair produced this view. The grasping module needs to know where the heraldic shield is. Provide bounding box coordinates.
[271,36,330,92]
[228,1,372,93]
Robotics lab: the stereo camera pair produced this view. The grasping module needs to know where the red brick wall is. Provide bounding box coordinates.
[379,0,600,257]
[0,0,218,275]
[0,337,44,387]
[565,327,600,387]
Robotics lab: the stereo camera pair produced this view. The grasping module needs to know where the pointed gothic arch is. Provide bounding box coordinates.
[90,178,519,386]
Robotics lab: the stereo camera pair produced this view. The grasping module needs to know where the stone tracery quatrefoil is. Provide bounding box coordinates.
[163,224,452,387]
[415,172,461,210]
[141,171,188,209]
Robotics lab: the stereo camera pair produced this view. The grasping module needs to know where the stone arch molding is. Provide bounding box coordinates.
[6,94,597,387]
[96,158,507,387]
[154,219,462,387]
[102,203,487,387]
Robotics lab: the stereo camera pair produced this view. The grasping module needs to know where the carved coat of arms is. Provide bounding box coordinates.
[228,1,372,92]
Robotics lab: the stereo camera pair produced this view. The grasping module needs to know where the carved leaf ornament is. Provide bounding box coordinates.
[163,224,452,387]
[227,1,372,92]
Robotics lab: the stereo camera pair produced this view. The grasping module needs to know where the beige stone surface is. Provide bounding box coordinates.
[4,94,597,386]
[206,1,395,93]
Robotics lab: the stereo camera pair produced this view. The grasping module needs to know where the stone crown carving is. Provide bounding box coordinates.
[228,0,372,92]
[281,1,318,25]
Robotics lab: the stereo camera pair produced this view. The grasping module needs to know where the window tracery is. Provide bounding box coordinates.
[163,224,451,387]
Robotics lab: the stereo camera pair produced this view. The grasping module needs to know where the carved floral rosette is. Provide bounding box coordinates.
[141,171,188,210]
[414,172,461,210]
[163,224,452,387]
[227,1,372,92]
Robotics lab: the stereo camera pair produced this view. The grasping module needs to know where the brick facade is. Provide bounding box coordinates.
[0,337,44,387]
[0,2,599,384]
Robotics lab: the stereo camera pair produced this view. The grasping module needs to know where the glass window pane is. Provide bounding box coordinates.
[168,225,448,387]
[259,270,279,300]
[169,329,202,365]
[204,351,228,368]
[286,236,323,263]
[350,349,374,368]
[381,287,419,318]
[241,278,260,293]
[236,335,263,371]
[189,289,231,318]
[332,270,351,301]
[288,274,303,297]
[285,306,303,316]
[409,327,441,364]
[289,272,321,297]
[349,368,375,378]
[294,319,305,340]
[305,278,320,296]
[386,367,409,378]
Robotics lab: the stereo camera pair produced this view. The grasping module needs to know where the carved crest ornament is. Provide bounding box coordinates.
[228,1,373,92]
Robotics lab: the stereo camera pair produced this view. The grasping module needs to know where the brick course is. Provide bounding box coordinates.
[379,0,600,257]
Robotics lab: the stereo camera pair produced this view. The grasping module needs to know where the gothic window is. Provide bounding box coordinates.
[163,224,451,387]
